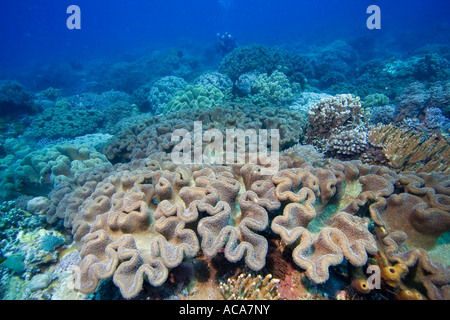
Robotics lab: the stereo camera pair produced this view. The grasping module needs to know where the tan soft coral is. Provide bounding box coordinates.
[50,160,202,298]
[271,166,377,283]
[196,164,280,271]
[365,124,450,174]
[272,166,377,283]
[380,231,450,300]
[46,152,450,299]
[49,159,283,297]
[338,165,450,300]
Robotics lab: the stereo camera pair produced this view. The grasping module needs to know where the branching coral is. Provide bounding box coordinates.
[328,127,368,157]
[365,124,450,173]
[305,94,364,150]
[219,273,281,300]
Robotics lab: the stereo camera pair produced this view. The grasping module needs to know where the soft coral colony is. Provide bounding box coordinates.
[43,99,449,300]
[0,42,449,300]
[44,149,449,300]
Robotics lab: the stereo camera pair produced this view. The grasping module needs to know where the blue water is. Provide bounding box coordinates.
[1,0,449,77]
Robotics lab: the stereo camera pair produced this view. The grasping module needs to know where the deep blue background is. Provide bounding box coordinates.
[0,0,449,75]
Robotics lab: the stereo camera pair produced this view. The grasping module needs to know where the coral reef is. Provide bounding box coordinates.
[0,142,111,201]
[25,101,104,139]
[364,93,390,108]
[328,127,368,157]
[395,81,450,120]
[270,161,379,284]
[165,85,224,113]
[45,159,280,298]
[339,163,450,300]
[289,92,333,112]
[365,104,397,125]
[422,107,450,134]
[36,87,62,101]
[383,54,449,81]
[1,37,449,302]
[0,201,43,243]
[25,91,138,139]
[41,150,449,299]
[235,71,261,95]
[250,70,294,106]
[0,80,34,114]
[85,49,205,94]
[148,76,188,115]
[219,44,309,81]
[193,71,233,92]
[103,103,305,163]
[281,144,325,167]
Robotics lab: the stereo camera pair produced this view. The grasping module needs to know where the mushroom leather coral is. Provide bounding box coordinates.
[271,166,378,284]
[45,153,449,299]
[339,165,450,300]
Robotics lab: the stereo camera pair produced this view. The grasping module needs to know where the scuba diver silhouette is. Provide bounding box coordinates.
[216,32,238,56]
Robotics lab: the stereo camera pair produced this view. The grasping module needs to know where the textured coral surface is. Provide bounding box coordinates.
[42,147,449,299]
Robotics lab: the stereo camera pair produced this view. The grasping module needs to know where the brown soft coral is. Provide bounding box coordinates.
[49,159,285,297]
[272,202,377,283]
[78,231,169,299]
[365,124,450,173]
[271,165,378,284]
[381,231,450,300]
[46,151,449,299]
[381,193,450,249]
[339,166,450,300]
[196,164,280,271]
[50,160,202,298]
